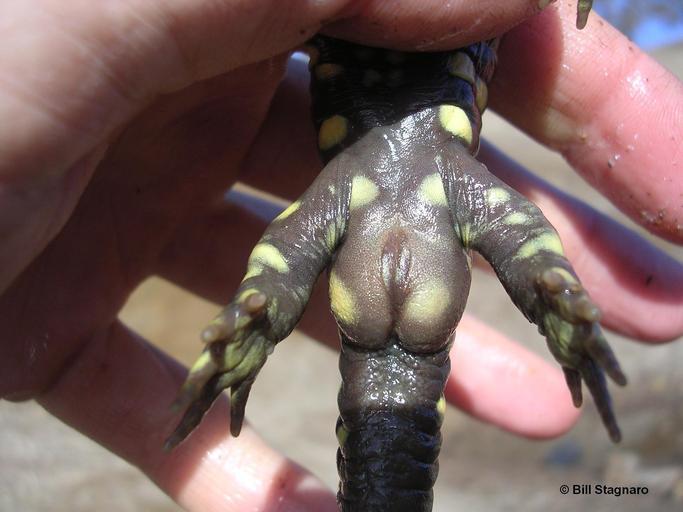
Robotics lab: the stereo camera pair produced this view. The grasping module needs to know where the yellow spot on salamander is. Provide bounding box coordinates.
[350,175,379,210]
[475,76,488,112]
[248,243,289,273]
[446,52,475,85]
[485,187,511,207]
[436,394,446,421]
[275,200,300,222]
[404,278,450,324]
[336,422,349,447]
[315,63,344,80]
[503,212,531,225]
[515,232,565,260]
[329,271,358,325]
[418,173,448,206]
[318,115,349,151]
[439,105,473,145]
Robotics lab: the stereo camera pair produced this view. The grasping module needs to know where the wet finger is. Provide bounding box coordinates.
[37,321,337,511]
[491,3,683,242]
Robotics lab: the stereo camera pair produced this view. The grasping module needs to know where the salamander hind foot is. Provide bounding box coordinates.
[535,268,627,442]
[165,291,273,449]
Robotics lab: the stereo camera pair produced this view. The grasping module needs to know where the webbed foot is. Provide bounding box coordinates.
[536,268,627,442]
[165,291,273,450]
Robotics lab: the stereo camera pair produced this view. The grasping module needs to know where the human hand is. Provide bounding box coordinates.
[1,1,681,511]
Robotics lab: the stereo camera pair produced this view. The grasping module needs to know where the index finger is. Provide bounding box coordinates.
[490,2,683,242]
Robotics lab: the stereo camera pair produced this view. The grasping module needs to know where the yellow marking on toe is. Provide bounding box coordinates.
[329,271,358,325]
[439,105,473,145]
[436,394,446,421]
[418,173,448,206]
[549,267,578,284]
[237,288,259,303]
[248,243,289,273]
[447,52,476,85]
[318,115,349,151]
[274,200,300,222]
[404,278,451,324]
[189,350,212,373]
[314,63,344,80]
[475,76,488,112]
[485,187,511,207]
[328,184,336,195]
[350,175,379,210]
[336,422,349,447]
[503,212,531,225]
[515,232,565,260]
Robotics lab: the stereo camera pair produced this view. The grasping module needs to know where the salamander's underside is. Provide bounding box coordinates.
[166,3,625,511]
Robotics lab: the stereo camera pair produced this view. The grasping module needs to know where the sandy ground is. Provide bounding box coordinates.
[1,44,682,512]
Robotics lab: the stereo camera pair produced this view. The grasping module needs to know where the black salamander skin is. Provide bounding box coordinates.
[167,3,625,511]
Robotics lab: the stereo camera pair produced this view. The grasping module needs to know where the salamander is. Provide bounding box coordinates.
[166,2,626,511]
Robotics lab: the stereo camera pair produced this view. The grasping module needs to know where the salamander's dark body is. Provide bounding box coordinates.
[168,3,625,511]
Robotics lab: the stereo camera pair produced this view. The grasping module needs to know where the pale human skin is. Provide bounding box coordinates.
[0,1,682,511]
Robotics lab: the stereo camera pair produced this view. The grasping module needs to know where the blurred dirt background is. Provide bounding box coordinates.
[2,21,683,512]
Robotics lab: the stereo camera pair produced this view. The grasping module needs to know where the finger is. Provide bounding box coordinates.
[37,321,337,511]
[491,2,683,242]
[578,358,622,442]
[480,142,683,342]
[445,315,580,439]
[2,0,546,181]
[1,0,544,295]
